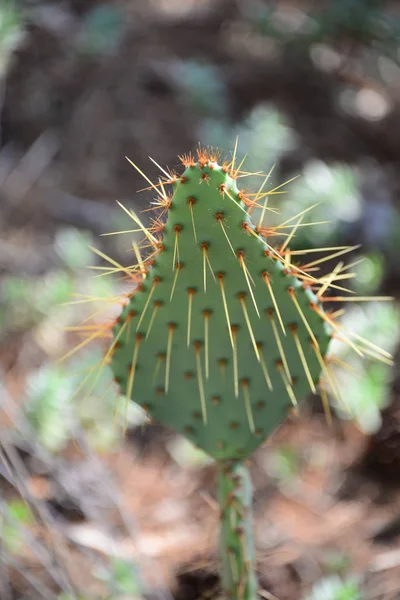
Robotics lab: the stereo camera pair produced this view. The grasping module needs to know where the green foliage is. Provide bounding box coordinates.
[200,105,296,173]
[1,499,33,554]
[352,253,385,294]
[266,443,301,486]
[1,271,73,331]
[330,303,399,433]
[94,557,142,597]
[25,364,74,452]
[322,550,352,576]
[54,228,94,270]
[247,0,400,59]
[0,228,96,332]
[76,5,125,58]
[0,1,23,76]
[304,576,361,600]
[279,161,361,247]
[176,60,228,117]
[24,355,147,453]
[167,435,213,469]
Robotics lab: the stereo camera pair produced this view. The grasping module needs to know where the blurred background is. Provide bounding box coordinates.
[1,1,400,598]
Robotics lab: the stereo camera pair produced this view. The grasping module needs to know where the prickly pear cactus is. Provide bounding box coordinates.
[73,147,391,600]
[111,152,331,460]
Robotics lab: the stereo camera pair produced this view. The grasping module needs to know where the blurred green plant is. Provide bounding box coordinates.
[304,575,361,600]
[200,104,296,173]
[265,443,301,489]
[278,161,362,247]
[0,228,97,332]
[24,353,148,453]
[76,4,126,58]
[1,271,74,331]
[94,557,142,598]
[25,363,74,452]
[352,253,385,294]
[167,434,213,469]
[1,499,33,555]
[55,228,94,270]
[322,550,352,577]
[246,0,400,62]
[330,303,399,434]
[0,1,23,77]
[175,59,228,117]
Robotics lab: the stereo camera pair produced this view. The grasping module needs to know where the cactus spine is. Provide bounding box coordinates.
[74,147,392,600]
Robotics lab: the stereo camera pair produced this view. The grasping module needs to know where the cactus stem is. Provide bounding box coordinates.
[238,294,260,362]
[289,325,316,394]
[268,311,291,382]
[217,461,258,600]
[165,323,176,393]
[170,262,182,301]
[218,274,234,348]
[194,342,207,424]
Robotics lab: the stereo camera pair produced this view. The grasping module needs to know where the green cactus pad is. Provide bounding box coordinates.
[110,155,332,460]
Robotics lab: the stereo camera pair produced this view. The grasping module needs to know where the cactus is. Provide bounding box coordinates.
[69,147,392,600]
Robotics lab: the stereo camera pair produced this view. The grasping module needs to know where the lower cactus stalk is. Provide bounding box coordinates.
[217,460,258,600]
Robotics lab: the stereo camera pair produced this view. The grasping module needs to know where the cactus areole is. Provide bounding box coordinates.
[111,151,331,459]
[110,148,333,599]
